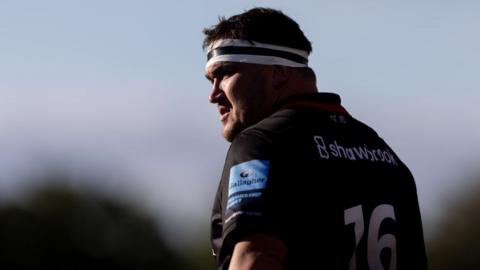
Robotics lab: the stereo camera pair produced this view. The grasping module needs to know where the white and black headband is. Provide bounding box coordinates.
[205,39,309,70]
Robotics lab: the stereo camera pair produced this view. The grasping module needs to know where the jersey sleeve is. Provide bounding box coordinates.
[220,129,285,248]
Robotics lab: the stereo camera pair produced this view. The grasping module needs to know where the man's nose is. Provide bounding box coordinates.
[209,79,223,103]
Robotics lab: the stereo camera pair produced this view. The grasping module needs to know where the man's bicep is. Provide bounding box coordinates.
[229,234,288,270]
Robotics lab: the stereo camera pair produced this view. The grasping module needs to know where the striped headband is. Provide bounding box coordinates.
[205,39,309,70]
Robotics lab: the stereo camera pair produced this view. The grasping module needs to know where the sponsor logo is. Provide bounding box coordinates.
[228,160,270,196]
[313,136,398,166]
[240,169,251,178]
[227,160,270,210]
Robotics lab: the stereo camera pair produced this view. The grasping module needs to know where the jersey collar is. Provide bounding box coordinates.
[277,92,349,115]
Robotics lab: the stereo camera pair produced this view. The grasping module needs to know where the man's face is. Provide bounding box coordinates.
[206,62,275,142]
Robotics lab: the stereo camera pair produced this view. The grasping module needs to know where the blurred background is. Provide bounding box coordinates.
[1,0,479,268]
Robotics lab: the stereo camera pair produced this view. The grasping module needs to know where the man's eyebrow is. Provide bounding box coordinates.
[205,64,228,81]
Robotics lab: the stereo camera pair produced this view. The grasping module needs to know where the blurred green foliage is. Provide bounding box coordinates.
[0,174,213,269]
[3,171,480,270]
[427,174,480,270]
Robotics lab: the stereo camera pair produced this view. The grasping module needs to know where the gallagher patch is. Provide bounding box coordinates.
[227,160,270,209]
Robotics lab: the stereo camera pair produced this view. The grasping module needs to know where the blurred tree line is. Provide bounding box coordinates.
[2,171,479,269]
[427,172,480,270]
[0,173,214,270]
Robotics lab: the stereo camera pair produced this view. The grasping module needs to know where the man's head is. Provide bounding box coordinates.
[203,8,316,141]
[203,8,312,55]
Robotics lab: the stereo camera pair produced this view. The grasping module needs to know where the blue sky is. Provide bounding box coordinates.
[1,0,479,244]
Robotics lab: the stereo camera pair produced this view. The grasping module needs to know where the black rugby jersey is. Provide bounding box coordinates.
[211,93,428,270]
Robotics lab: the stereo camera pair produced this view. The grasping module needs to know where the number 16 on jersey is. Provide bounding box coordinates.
[344,204,397,270]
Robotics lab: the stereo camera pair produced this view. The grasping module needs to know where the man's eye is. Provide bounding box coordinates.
[209,66,235,82]
[221,69,235,78]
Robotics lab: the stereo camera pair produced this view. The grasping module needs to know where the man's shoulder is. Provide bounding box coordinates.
[243,109,302,138]
[226,110,299,161]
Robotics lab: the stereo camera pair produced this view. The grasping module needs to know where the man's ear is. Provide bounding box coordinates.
[272,65,290,89]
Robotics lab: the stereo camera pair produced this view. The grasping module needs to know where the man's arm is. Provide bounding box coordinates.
[229,234,288,270]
